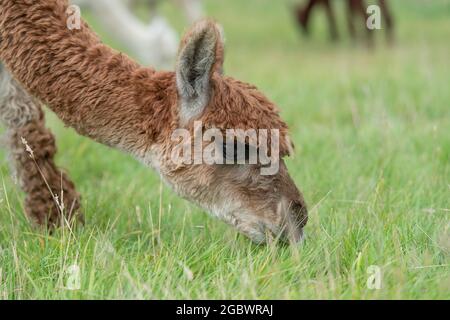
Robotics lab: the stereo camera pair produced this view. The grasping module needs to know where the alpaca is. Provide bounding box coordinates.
[0,63,82,226]
[296,0,394,42]
[72,0,179,68]
[296,0,338,40]
[0,0,308,244]
[346,0,394,43]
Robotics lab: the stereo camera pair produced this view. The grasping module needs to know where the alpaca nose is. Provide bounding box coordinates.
[291,200,308,229]
[279,199,308,243]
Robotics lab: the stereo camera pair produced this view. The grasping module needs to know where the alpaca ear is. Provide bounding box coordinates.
[176,19,224,123]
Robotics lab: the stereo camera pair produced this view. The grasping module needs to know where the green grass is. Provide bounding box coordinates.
[0,0,449,299]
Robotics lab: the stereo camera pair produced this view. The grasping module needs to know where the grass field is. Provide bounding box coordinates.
[0,0,449,299]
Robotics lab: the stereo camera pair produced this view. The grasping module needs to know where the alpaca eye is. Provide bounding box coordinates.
[222,141,255,164]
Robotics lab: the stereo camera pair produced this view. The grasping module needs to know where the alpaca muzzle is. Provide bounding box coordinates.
[275,195,308,244]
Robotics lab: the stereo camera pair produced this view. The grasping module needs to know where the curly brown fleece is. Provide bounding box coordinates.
[7,108,82,226]
[0,64,82,226]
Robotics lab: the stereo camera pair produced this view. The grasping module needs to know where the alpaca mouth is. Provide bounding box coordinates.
[280,225,305,244]
[260,220,305,244]
[221,208,306,245]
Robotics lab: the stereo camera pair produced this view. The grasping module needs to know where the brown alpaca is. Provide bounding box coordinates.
[0,64,82,226]
[0,0,307,244]
[296,0,394,42]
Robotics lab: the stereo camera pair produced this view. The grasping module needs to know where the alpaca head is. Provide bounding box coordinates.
[148,20,308,244]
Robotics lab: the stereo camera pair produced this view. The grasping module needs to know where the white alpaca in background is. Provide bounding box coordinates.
[72,0,203,68]
[127,0,203,23]
[73,0,177,68]
[175,0,204,23]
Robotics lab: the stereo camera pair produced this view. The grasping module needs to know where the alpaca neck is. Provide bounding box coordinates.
[0,0,174,155]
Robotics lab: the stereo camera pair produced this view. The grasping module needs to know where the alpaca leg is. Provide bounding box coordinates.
[347,0,357,39]
[148,0,159,15]
[296,0,320,35]
[321,0,338,40]
[0,65,83,227]
[378,0,394,43]
[348,0,373,44]
[355,0,374,44]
